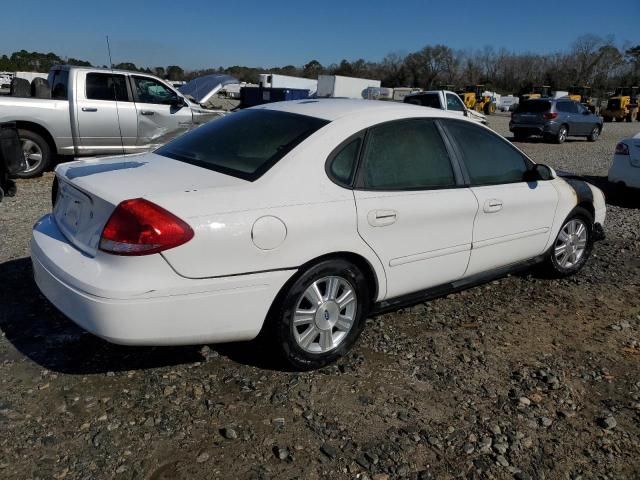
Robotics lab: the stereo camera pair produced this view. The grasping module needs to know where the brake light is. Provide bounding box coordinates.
[99,198,194,255]
[615,142,630,155]
[543,112,558,120]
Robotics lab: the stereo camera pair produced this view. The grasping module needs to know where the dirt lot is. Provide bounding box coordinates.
[1,114,639,480]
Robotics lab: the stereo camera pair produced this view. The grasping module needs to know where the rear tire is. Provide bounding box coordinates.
[15,129,52,178]
[587,126,600,142]
[268,259,370,370]
[544,207,593,277]
[555,125,568,144]
[603,116,612,123]
[513,131,528,141]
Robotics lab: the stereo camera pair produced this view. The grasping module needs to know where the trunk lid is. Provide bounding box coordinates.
[53,153,247,256]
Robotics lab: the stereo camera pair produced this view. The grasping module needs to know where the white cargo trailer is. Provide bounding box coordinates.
[317,75,381,99]
[258,74,318,95]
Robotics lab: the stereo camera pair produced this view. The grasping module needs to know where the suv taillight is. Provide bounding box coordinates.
[543,112,558,120]
[99,198,194,255]
[615,142,630,156]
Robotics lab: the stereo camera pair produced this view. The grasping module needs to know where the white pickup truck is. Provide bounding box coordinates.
[0,65,224,177]
[403,90,488,124]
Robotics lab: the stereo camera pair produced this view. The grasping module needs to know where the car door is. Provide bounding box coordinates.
[445,92,467,118]
[130,75,194,149]
[352,118,479,299]
[76,72,138,155]
[575,102,596,134]
[556,100,580,135]
[441,119,558,277]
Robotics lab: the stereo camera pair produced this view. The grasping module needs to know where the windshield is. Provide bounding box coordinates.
[156,109,329,181]
[516,100,551,113]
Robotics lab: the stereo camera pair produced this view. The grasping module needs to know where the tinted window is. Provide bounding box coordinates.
[156,109,329,181]
[49,70,68,100]
[516,100,551,113]
[446,93,465,112]
[360,119,455,190]
[567,101,579,113]
[329,137,361,187]
[133,76,177,104]
[86,73,128,101]
[405,93,441,109]
[444,120,529,185]
[556,101,572,113]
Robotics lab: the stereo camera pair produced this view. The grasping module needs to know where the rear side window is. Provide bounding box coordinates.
[48,70,69,100]
[328,137,361,187]
[86,73,129,101]
[516,100,551,113]
[359,119,455,190]
[405,93,441,109]
[156,109,329,181]
[443,120,529,185]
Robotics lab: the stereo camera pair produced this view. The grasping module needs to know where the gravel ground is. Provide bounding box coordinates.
[1,114,639,479]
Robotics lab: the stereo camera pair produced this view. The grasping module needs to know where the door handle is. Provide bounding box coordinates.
[81,107,97,112]
[140,110,155,116]
[367,210,397,227]
[483,199,503,213]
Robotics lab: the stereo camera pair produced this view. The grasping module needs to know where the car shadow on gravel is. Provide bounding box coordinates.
[0,257,286,374]
[580,175,640,209]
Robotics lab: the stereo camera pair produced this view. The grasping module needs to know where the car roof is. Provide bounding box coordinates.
[252,98,459,121]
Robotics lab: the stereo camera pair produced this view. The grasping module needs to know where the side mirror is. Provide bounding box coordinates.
[524,163,555,182]
[169,95,186,108]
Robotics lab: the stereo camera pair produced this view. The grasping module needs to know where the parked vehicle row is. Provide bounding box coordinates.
[0,65,225,178]
[403,90,488,124]
[31,99,606,370]
[510,98,603,143]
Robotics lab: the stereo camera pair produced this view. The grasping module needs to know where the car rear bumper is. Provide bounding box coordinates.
[31,214,295,346]
[509,121,559,135]
[608,156,640,189]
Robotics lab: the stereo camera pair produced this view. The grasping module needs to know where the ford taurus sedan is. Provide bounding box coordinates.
[32,99,606,370]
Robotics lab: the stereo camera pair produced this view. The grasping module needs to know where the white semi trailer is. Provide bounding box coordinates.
[316,75,381,99]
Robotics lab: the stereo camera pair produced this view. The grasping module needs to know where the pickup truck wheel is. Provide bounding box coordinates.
[16,130,51,178]
[270,259,370,370]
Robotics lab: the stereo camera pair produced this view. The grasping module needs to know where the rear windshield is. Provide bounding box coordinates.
[156,109,329,181]
[405,93,441,108]
[516,100,551,113]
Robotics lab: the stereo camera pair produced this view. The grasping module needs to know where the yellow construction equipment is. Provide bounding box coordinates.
[600,86,639,122]
[568,86,598,114]
[520,85,551,102]
[458,85,495,114]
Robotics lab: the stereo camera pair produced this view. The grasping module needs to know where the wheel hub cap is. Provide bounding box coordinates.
[554,219,587,268]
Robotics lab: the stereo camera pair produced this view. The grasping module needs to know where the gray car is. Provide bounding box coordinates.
[509,98,603,144]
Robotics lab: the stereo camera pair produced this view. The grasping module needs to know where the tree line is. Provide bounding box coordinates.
[2,34,639,97]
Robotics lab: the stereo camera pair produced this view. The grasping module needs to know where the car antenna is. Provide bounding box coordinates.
[106,35,126,157]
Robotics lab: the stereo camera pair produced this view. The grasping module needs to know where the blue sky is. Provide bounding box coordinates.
[1,0,638,70]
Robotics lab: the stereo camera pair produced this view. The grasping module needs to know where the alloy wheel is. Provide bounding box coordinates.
[554,219,588,268]
[292,276,357,353]
[21,139,43,173]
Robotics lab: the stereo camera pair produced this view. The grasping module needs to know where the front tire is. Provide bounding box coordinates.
[16,129,52,178]
[545,208,593,277]
[270,259,370,370]
[587,126,600,142]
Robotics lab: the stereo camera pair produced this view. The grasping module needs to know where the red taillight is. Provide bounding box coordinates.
[99,198,194,255]
[543,112,558,120]
[615,142,630,155]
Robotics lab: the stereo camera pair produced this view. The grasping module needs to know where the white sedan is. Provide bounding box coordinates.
[31,99,606,370]
[608,132,640,189]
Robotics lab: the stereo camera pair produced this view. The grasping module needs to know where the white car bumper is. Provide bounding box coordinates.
[31,214,295,346]
[608,155,640,189]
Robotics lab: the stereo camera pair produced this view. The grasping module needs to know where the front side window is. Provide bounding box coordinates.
[133,76,177,104]
[359,119,455,190]
[443,120,529,185]
[446,93,465,112]
[156,109,329,181]
[86,73,128,101]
